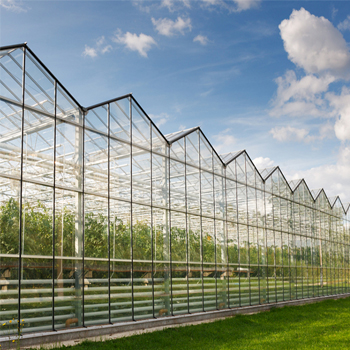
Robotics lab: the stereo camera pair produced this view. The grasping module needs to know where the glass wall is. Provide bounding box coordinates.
[0,44,349,335]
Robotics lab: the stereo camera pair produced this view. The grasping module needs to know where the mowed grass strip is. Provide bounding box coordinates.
[45,297,350,350]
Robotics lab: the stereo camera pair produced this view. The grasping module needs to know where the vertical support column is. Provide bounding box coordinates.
[244,157,251,305]
[234,160,241,307]
[129,97,134,321]
[270,177,276,303]
[198,136,204,312]
[224,168,230,308]
[74,111,84,327]
[150,128,155,319]
[254,180,260,304]
[163,153,170,315]
[52,80,57,330]
[18,45,27,324]
[319,216,323,289]
[107,103,111,324]
[263,181,268,303]
[184,138,190,314]
[261,179,267,303]
[167,146,173,316]
[220,165,227,309]
[212,154,217,309]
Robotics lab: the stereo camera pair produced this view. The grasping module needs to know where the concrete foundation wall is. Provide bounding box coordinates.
[1,293,349,349]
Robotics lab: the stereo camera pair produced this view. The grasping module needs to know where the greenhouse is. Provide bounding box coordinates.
[0,43,349,335]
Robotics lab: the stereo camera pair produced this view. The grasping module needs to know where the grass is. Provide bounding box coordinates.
[39,297,350,350]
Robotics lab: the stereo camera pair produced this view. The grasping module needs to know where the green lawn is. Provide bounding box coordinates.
[43,297,350,349]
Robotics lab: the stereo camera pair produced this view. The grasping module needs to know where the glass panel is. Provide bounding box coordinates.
[239,224,250,306]
[0,177,20,325]
[187,165,200,215]
[84,130,108,196]
[170,211,187,315]
[132,146,151,205]
[85,105,108,134]
[132,204,153,320]
[21,258,53,333]
[152,154,168,208]
[54,188,83,330]
[259,227,267,304]
[185,131,199,167]
[56,121,83,191]
[0,47,23,102]
[226,179,237,222]
[84,194,108,325]
[0,100,22,178]
[170,159,185,212]
[237,183,247,224]
[152,126,167,155]
[56,87,82,125]
[227,221,239,307]
[202,218,215,298]
[199,134,212,172]
[153,208,170,317]
[201,170,213,217]
[131,102,150,149]
[23,110,54,184]
[188,215,202,313]
[21,182,53,333]
[216,220,227,309]
[214,175,225,220]
[110,98,130,141]
[24,52,55,115]
[110,200,132,323]
[245,156,256,187]
[110,139,131,201]
[170,139,185,162]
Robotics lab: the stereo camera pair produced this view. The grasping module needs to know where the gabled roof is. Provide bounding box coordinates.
[1,42,348,214]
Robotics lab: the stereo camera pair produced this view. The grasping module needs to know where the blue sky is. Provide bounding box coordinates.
[1,0,350,203]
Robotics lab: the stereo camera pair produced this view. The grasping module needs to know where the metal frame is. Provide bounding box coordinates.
[0,43,349,336]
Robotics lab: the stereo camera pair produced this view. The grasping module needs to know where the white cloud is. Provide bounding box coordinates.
[332,7,338,20]
[270,126,309,143]
[113,30,156,57]
[193,35,209,45]
[149,112,170,127]
[289,146,350,203]
[201,0,260,12]
[213,129,236,153]
[327,87,350,141]
[253,156,274,169]
[0,0,26,12]
[201,0,221,6]
[279,8,350,77]
[152,17,192,37]
[160,0,190,11]
[338,15,350,31]
[132,0,152,13]
[270,124,334,143]
[232,0,260,12]
[319,123,335,140]
[82,36,112,58]
[83,46,98,58]
[101,45,112,54]
[270,70,334,118]
[271,9,350,144]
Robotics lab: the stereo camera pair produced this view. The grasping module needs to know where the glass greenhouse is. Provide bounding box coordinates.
[0,43,349,334]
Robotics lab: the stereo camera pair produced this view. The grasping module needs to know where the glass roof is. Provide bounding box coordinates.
[0,43,348,214]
